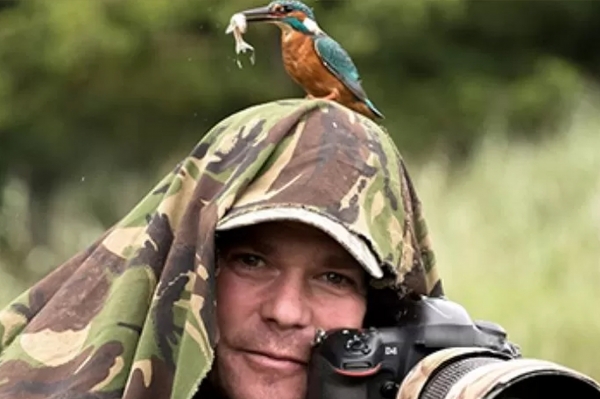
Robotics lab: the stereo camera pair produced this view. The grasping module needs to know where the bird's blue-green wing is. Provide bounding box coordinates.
[314,35,369,103]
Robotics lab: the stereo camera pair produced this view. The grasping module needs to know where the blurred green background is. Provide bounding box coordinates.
[0,0,598,381]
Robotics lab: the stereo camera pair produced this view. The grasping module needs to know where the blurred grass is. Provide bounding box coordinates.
[1,94,599,380]
[415,92,600,379]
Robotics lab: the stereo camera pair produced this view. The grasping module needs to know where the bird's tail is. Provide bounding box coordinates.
[366,99,384,119]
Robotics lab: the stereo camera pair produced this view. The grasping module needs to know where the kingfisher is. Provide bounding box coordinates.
[240,0,384,120]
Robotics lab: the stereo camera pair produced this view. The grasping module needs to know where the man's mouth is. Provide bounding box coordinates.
[243,349,307,372]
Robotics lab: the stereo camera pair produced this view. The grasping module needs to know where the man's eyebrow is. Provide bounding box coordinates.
[322,253,362,271]
[218,232,276,255]
[244,239,276,255]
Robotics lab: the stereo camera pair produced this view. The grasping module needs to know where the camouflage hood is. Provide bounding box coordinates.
[0,99,442,399]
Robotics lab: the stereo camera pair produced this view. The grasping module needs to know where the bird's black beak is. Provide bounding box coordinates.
[241,6,281,23]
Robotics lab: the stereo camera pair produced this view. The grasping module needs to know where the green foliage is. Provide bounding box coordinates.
[0,0,597,211]
[414,92,600,380]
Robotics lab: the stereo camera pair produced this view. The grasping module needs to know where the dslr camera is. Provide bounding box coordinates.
[306,296,600,399]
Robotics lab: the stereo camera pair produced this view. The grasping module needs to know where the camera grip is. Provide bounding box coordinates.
[306,351,374,399]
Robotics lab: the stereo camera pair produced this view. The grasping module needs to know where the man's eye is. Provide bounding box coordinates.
[322,272,354,287]
[235,253,264,268]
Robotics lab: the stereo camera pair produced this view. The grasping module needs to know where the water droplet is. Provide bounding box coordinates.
[81,176,85,182]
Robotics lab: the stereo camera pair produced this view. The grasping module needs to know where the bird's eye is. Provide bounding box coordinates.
[282,5,293,12]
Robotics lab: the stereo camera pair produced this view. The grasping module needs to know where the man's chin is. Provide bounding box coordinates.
[231,380,306,399]
[215,350,307,399]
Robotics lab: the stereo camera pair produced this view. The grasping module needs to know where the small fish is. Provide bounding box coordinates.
[225,13,255,68]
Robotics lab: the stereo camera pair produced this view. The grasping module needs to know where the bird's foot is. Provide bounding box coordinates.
[323,89,340,101]
[305,89,340,101]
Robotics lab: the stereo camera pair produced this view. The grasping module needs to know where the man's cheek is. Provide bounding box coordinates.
[315,302,366,330]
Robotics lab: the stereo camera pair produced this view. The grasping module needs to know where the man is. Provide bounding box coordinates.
[205,221,369,399]
[0,99,442,399]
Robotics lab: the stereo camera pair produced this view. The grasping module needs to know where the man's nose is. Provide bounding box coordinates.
[259,273,312,330]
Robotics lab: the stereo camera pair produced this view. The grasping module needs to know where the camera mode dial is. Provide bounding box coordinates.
[316,328,384,377]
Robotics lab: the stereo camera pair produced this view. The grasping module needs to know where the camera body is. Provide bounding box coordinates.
[306,296,521,399]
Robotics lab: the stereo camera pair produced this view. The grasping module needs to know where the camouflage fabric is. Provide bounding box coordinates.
[0,99,442,399]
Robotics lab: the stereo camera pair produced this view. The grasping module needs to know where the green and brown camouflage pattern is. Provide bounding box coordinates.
[0,99,442,399]
[396,347,600,399]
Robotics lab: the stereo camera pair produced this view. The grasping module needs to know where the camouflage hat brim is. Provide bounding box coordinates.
[216,205,384,278]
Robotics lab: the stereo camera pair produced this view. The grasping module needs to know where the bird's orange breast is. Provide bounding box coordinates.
[281,32,346,98]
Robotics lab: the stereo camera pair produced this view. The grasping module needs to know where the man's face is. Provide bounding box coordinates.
[213,221,368,399]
